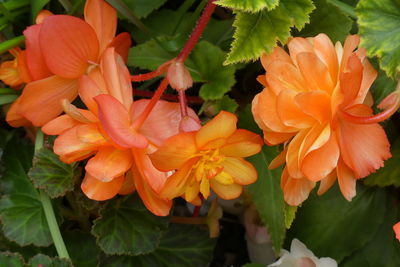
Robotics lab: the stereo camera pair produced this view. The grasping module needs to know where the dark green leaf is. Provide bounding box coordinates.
[0,252,24,267]
[246,146,286,254]
[242,264,265,267]
[28,254,72,267]
[287,185,387,262]
[31,0,50,22]
[357,0,400,78]
[298,0,352,42]
[91,194,169,255]
[28,148,79,198]
[64,230,101,267]
[101,224,216,267]
[216,0,279,12]
[0,94,18,105]
[121,0,167,18]
[370,70,397,104]
[0,136,52,246]
[202,95,239,117]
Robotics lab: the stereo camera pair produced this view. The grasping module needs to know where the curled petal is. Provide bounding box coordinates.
[222,157,257,185]
[108,32,132,63]
[118,170,136,195]
[220,129,263,158]
[81,172,124,201]
[313,33,339,84]
[6,97,31,127]
[210,179,242,200]
[281,168,315,206]
[42,115,80,135]
[260,47,292,71]
[317,170,337,196]
[336,158,356,201]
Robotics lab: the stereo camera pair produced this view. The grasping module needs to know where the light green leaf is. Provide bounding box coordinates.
[284,204,297,229]
[357,0,400,78]
[121,0,167,18]
[91,194,169,255]
[225,0,315,64]
[64,231,101,267]
[100,224,216,267]
[0,136,52,247]
[28,254,72,267]
[298,0,352,43]
[215,0,279,12]
[0,94,18,105]
[364,139,400,187]
[0,252,24,267]
[28,148,80,198]
[246,146,286,254]
[287,185,387,262]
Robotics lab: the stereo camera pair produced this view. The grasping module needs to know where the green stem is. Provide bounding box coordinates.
[35,130,70,259]
[0,35,25,54]
[327,0,357,19]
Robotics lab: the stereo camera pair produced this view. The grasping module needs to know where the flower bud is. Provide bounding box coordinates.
[167,61,193,91]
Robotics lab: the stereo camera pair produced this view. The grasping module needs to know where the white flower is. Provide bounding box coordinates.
[268,239,337,267]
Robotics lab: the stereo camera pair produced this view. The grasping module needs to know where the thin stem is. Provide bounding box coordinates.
[35,130,70,259]
[177,0,216,62]
[131,70,163,82]
[133,89,204,104]
[0,36,25,55]
[178,90,189,116]
[132,78,169,129]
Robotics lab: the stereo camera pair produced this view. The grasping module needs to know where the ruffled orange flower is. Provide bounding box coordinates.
[0,48,32,88]
[252,34,393,205]
[7,0,131,127]
[150,111,263,204]
[43,48,196,216]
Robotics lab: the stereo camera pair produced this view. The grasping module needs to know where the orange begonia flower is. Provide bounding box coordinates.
[0,48,32,88]
[7,0,131,127]
[43,48,197,216]
[149,111,263,204]
[252,34,394,206]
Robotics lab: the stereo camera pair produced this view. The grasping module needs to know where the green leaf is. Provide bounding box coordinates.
[341,194,400,267]
[28,254,72,267]
[215,0,279,12]
[0,136,52,246]
[0,252,24,267]
[0,36,25,55]
[370,69,397,104]
[0,94,18,105]
[246,146,286,254]
[91,194,169,255]
[242,264,265,267]
[64,230,101,267]
[297,0,352,43]
[225,0,315,64]
[100,224,216,267]
[28,148,79,198]
[356,0,400,78]
[31,0,50,23]
[287,185,387,262]
[121,0,167,18]
[364,139,400,187]
[201,95,239,117]
[193,41,236,100]
[284,204,297,229]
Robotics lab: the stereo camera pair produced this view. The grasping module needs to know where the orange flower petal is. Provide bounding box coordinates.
[340,35,360,73]
[6,97,31,127]
[286,129,309,178]
[222,157,257,185]
[118,170,136,195]
[76,123,107,145]
[16,51,33,83]
[265,61,307,94]
[78,75,103,115]
[288,37,314,66]
[295,90,331,123]
[263,130,295,146]
[260,47,292,71]
[150,132,197,171]
[281,168,315,206]
[95,94,148,148]
[336,158,356,201]
[23,24,52,80]
[40,15,99,79]
[220,129,263,157]
[86,147,133,182]
[18,75,78,126]
[109,32,132,63]
[0,60,23,86]
[210,179,242,200]
[185,180,200,202]
[317,170,336,196]
[301,133,339,182]
[81,172,124,201]
[42,115,80,135]
[35,10,53,24]
[340,54,363,107]
[393,222,400,241]
[84,0,116,56]
[131,163,172,216]
[196,111,238,148]
[313,33,339,84]
[356,58,377,105]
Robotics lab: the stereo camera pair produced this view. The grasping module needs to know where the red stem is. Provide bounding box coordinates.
[133,89,204,104]
[131,70,163,82]
[179,90,189,116]
[177,0,217,62]
[192,205,201,217]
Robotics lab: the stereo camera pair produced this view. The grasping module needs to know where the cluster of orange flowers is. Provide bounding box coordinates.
[0,0,263,216]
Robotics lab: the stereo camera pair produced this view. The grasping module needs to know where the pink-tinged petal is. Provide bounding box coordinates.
[276,89,315,128]
[53,127,99,163]
[131,163,172,216]
[86,147,133,182]
[336,158,356,201]
[336,106,391,178]
[23,24,52,80]
[108,32,132,63]
[295,90,331,123]
[196,111,237,148]
[100,48,132,108]
[132,99,199,146]
[313,33,339,84]
[281,168,315,206]
[84,0,116,56]
[220,129,263,157]
[150,132,197,171]
[6,97,31,127]
[40,15,99,79]
[42,115,80,135]
[393,222,400,241]
[210,179,243,200]
[317,170,337,196]
[296,52,335,93]
[18,75,78,126]
[340,54,363,108]
[301,133,340,182]
[222,157,257,185]
[260,47,292,71]
[340,35,360,73]
[81,172,124,201]
[132,149,169,193]
[118,170,136,195]
[95,94,148,148]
